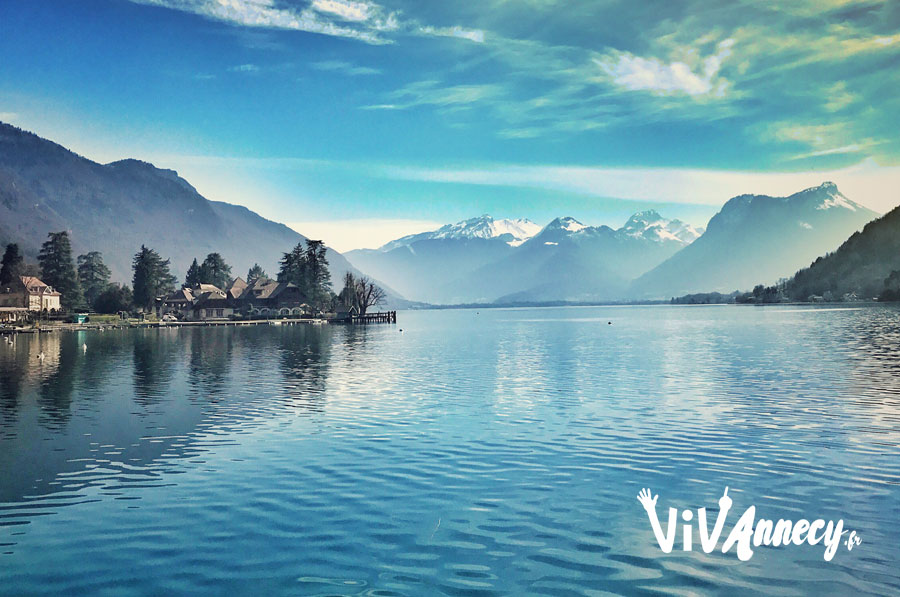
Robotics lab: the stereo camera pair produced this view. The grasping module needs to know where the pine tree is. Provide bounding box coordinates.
[304,240,331,310]
[0,243,25,286]
[185,258,202,287]
[199,253,231,289]
[247,263,267,283]
[38,231,83,310]
[77,251,111,309]
[132,245,177,310]
[278,242,306,287]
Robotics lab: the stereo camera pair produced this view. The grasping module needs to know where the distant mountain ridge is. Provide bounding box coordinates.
[347,210,703,304]
[630,182,878,298]
[0,121,379,294]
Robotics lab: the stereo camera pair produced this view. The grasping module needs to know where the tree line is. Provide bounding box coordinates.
[1,232,386,315]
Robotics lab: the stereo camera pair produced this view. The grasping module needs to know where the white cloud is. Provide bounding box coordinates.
[311,0,374,22]
[0,112,19,122]
[288,218,443,252]
[595,39,733,97]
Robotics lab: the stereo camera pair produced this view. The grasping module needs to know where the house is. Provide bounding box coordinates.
[187,284,232,321]
[235,277,311,318]
[158,283,236,321]
[158,287,195,319]
[191,293,233,320]
[335,304,359,321]
[0,276,61,313]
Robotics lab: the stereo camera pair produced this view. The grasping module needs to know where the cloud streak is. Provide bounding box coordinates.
[380,159,900,212]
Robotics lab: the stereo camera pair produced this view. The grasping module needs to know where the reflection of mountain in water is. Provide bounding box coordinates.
[0,325,336,505]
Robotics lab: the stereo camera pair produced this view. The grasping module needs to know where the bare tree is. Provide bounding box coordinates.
[354,276,386,315]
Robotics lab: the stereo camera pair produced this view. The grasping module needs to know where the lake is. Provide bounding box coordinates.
[1,306,899,596]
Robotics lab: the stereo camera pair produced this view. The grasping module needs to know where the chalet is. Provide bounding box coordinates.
[236,277,311,318]
[0,276,61,313]
[191,293,233,320]
[158,287,195,319]
[155,278,313,321]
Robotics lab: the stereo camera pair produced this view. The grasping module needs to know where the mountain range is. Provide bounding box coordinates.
[0,122,372,293]
[348,183,878,303]
[347,211,704,303]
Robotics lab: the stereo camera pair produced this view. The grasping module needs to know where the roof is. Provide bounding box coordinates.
[164,287,194,303]
[239,277,282,300]
[20,276,61,296]
[193,294,232,310]
[193,283,223,294]
[226,277,247,299]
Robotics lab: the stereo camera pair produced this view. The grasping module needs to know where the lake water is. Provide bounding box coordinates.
[1,306,899,596]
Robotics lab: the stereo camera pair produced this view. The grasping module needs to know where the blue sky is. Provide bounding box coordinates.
[1,0,899,250]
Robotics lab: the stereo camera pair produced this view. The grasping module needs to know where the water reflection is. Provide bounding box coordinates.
[0,325,338,506]
[187,327,235,401]
[1,308,899,596]
[133,329,179,406]
[278,325,332,412]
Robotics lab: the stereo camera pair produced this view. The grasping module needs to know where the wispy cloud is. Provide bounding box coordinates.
[379,159,899,212]
[128,0,399,44]
[418,26,485,43]
[127,0,482,46]
[311,60,380,76]
[287,218,443,251]
[364,80,503,111]
[229,63,260,73]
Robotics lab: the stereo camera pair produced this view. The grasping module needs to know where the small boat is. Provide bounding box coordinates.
[269,320,282,326]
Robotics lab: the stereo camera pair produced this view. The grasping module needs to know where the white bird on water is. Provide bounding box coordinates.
[83,343,88,353]
[37,351,45,361]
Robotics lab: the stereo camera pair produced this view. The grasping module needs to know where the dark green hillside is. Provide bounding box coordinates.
[786,203,900,300]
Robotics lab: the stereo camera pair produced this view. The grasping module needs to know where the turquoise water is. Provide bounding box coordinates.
[1,306,899,596]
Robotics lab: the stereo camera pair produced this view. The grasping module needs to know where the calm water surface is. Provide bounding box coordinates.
[1,306,899,596]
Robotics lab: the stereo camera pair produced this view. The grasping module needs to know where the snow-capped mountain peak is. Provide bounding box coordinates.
[805,181,863,212]
[545,216,587,233]
[489,217,542,246]
[379,215,539,251]
[619,210,703,244]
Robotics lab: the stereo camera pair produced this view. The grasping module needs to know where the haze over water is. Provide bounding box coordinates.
[1,305,899,596]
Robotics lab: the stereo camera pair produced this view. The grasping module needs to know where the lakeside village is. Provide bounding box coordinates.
[0,231,394,331]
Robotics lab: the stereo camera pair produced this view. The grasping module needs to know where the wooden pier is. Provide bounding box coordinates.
[330,311,397,324]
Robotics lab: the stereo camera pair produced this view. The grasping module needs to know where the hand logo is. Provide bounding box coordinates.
[637,488,658,512]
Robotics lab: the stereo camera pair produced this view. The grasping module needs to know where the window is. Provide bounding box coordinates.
[216,309,224,317]
[206,309,213,317]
